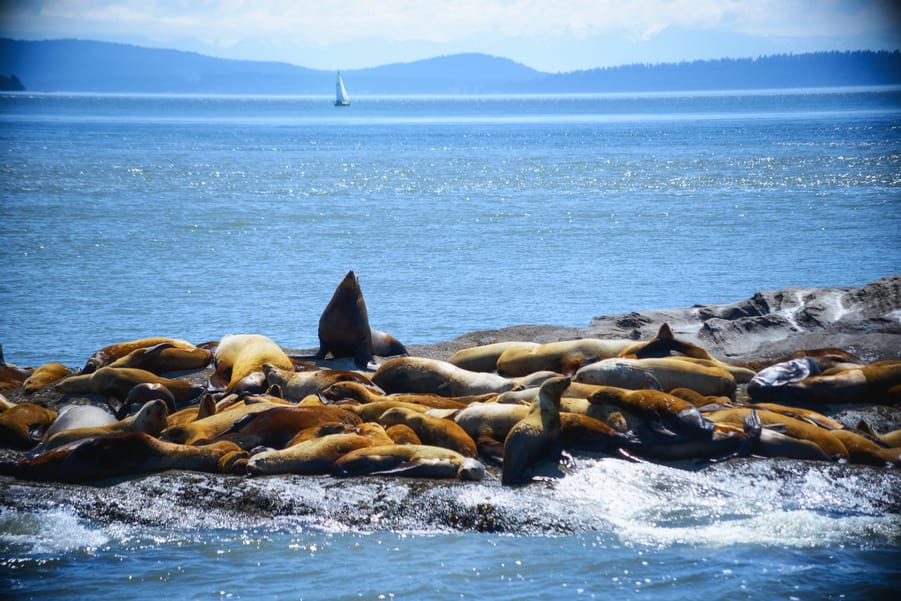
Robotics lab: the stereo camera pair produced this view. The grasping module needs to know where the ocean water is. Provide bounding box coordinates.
[1,89,901,599]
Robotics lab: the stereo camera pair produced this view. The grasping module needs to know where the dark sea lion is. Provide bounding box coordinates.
[23,363,73,394]
[313,270,377,369]
[502,376,569,485]
[7,432,248,483]
[370,328,408,359]
[43,399,169,450]
[114,382,177,419]
[334,444,485,480]
[748,360,901,405]
[0,403,58,450]
[321,380,491,409]
[55,366,204,404]
[262,363,378,401]
[200,404,362,450]
[377,406,478,457]
[107,342,212,374]
[80,337,200,374]
[212,334,294,392]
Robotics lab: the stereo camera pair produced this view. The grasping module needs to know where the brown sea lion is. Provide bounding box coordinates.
[502,376,569,485]
[107,342,212,374]
[377,406,478,458]
[370,328,408,359]
[199,404,362,450]
[576,357,736,399]
[385,423,422,445]
[312,271,378,369]
[448,341,540,373]
[108,382,178,420]
[321,380,491,409]
[741,348,864,372]
[23,363,73,394]
[0,402,58,450]
[372,356,528,397]
[333,444,485,480]
[43,399,169,450]
[6,432,247,483]
[80,337,200,374]
[343,400,432,423]
[212,334,294,392]
[748,360,901,405]
[496,339,634,377]
[55,366,204,404]
[167,393,217,427]
[160,400,283,445]
[586,386,715,443]
[829,429,901,467]
[855,421,901,448]
[0,345,31,389]
[262,363,378,401]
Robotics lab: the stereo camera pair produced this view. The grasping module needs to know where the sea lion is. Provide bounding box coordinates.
[617,324,715,360]
[855,421,901,448]
[334,444,485,480]
[0,403,58,450]
[748,360,901,405]
[200,404,362,450]
[160,400,283,445]
[80,337,200,374]
[43,405,118,441]
[741,348,864,372]
[496,339,634,377]
[6,432,247,483]
[262,363,379,401]
[343,400,432,423]
[107,342,212,374]
[105,382,178,420]
[372,356,526,397]
[370,328,408,359]
[377,406,478,457]
[448,341,540,373]
[0,345,31,389]
[313,270,378,369]
[23,363,73,394]
[167,393,217,427]
[562,358,663,391]
[43,399,169,450]
[321,380,492,409]
[586,386,715,443]
[558,412,638,455]
[502,376,569,485]
[385,423,421,445]
[55,366,204,404]
[454,402,530,442]
[575,357,737,399]
[212,334,294,392]
[829,429,901,467]
[247,423,391,476]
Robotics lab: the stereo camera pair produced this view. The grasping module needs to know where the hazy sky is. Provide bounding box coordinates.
[1,0,899,72]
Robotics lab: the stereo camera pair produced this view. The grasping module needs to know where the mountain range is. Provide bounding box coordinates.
[1,38,899,94]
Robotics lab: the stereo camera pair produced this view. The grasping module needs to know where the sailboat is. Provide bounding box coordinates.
[335,71,350,106]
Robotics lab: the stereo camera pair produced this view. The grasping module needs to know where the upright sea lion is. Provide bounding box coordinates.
[575,357,736,399]
[262,363,378,402]
[334,444,485,480]
[372,356,527,397]
[502,376,569,485]
[496,339,634,377]
[43,399,169,450]
[321,380,491,409]
[23,363,73,394]
[107,342,212,374]
[448,341,540,373]
[55,366,204,404]
[313,271,378,369]
[6,432,247,483]
[0,403,58,450]
[377,406,478,458]
[80,337,200,374]
[212,334,294,392]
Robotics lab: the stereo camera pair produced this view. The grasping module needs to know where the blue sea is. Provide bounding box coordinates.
[1,89,900,599]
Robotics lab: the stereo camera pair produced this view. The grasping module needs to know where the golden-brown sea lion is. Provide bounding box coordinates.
[247,423,392,476]
[705,407,849,460]
[496,339,634,377]
[160,400,282,445]
[385,423,421,445]
[502,376,569,485]
[0,345,31,389]
[855,421,901,448]
[342,400,432,423]
[748,360,901,405]
[55,366,204,404]
[586,386,715,443]
[749,403,846,431]
[372,356,527,397]
[212,334,294,392]
[829,429,901,467]
[454,402,530,442]
[6,432,247,483]
[321,380,491,409]
[23,363,73,394]
[576,357,737,398]
[167,393,217,427]
[262,363,378,402]
[43,399,169,450]
[80,337,200,374]
[0,402,58,450]
[107,342,212,374]
[200,404,362,450]
[448,341,540,373]
[334,444,485,480]
[376,406,478,458]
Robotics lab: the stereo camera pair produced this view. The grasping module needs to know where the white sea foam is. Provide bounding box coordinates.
[0,507,110,554]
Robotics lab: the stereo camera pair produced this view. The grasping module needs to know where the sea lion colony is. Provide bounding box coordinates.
[1,271,899,486]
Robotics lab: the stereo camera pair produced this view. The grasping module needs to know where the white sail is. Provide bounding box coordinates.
[335,71,350,106]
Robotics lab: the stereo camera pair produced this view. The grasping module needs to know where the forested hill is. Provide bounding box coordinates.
[1,38,899,94]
